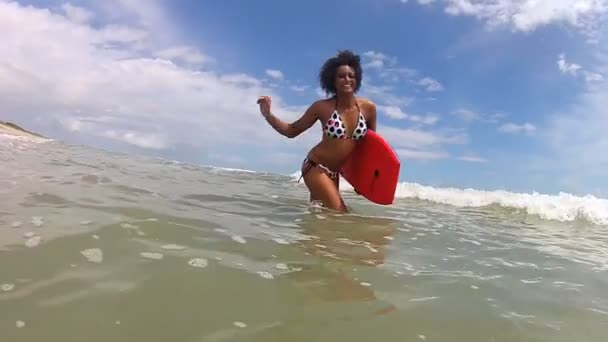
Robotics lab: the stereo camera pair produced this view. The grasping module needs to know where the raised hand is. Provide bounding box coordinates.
[257,96,272,117]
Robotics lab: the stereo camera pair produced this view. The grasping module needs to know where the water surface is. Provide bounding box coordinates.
[2,136,607,341]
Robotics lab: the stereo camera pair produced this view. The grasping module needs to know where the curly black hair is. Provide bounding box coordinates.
[318,50,363,96]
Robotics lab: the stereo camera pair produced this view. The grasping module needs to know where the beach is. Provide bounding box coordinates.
[2,123,608,342]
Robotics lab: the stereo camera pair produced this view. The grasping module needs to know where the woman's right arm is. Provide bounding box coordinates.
[258,96,319,138]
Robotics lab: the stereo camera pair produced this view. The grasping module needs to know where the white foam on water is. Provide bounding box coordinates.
[233,321,247,328]
[552,281,585,292]
[520,278,542,284]
[587,308,608,316]
[120,223,139,229]
[25,236,41,248]
[209,166,256,174]
[31,216,44,227]
[271,238,290,245]
[289,170,608,225]
[16,320,25,328]
[161,244,186,250]
[1,283,15,292]
[231,235,247,244]
[11,221,22,228]
[188,258,208,268]
[140,252,163,260]
[275,263,289,270]
[459,238,481,246]
[81,248,103,263]
[409,296,440,302]
[501,311,536,320]
[257,271,274,279]
[395,183,608,225]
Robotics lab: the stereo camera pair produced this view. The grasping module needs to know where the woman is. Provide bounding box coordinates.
[257,50,377,212]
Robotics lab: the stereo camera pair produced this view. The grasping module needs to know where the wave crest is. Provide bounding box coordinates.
[289,171,608,225]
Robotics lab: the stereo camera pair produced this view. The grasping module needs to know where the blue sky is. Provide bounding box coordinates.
[1,0,607,196]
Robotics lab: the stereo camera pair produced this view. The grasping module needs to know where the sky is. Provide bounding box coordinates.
[1,0,607,196]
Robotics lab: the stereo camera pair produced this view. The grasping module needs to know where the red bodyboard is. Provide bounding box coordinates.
[340,130,401,205]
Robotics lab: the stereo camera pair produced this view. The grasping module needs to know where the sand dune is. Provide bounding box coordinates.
[0,120,46,139]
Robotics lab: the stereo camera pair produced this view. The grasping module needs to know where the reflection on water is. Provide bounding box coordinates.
[288,213,399,316]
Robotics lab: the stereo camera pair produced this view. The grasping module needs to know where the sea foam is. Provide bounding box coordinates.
[289,171,608,225]
[393,182,608,225]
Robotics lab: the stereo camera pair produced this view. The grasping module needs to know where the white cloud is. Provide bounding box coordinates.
[381,105,409,119]
[91,0,175,41]
[361,83,413,107]
[61,3,94,24]
[362,50,422,84]
[452,108,507,123]
[0,1,320,156]
[365,112,453,163]
[265,69,284,80]
[452,109,480,121]
[498,122,536,135]
[155,46,212,65]
[558,53,582,75]
[362,50,396,69]
[457,155,487,163]
[435,0,608,41]
[104,129,168,149]
[585,71,604,82]
[410,113,440,125]
[417,77,444,92]
[315,87,327,98]
[558,53,605,83]
[379,124,468,150]
[58,115,169,149]
[378,105,439,125]
[397,148,448,160]
[360,50,443,118]
[541,47,608,193]
[401,0,437,5]
[260,151,302,166]
[290,85,309,92]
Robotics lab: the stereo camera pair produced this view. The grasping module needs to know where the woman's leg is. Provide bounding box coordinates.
[301,161,348,213]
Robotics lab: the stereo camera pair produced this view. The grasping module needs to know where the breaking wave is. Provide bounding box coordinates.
[289,171,608,225]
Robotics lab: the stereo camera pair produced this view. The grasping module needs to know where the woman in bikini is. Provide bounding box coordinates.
[257,50,377,212]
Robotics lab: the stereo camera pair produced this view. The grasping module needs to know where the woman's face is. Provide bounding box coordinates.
[334,65,356,94]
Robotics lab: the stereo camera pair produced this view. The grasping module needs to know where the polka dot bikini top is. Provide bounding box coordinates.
[324,99,368,140]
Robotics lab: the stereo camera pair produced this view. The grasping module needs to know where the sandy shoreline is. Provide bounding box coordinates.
[0,121,47,140]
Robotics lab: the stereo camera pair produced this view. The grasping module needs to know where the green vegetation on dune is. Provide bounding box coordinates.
[0,120,46,139]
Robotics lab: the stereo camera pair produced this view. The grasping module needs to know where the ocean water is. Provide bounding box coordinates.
[2,134,608,342]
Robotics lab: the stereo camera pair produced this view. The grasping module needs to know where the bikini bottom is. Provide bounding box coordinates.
[298,157,338,183]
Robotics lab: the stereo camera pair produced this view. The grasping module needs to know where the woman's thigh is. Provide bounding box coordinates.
[302,165,347,212]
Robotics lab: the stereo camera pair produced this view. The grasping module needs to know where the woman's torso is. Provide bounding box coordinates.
[306,97,369,171]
